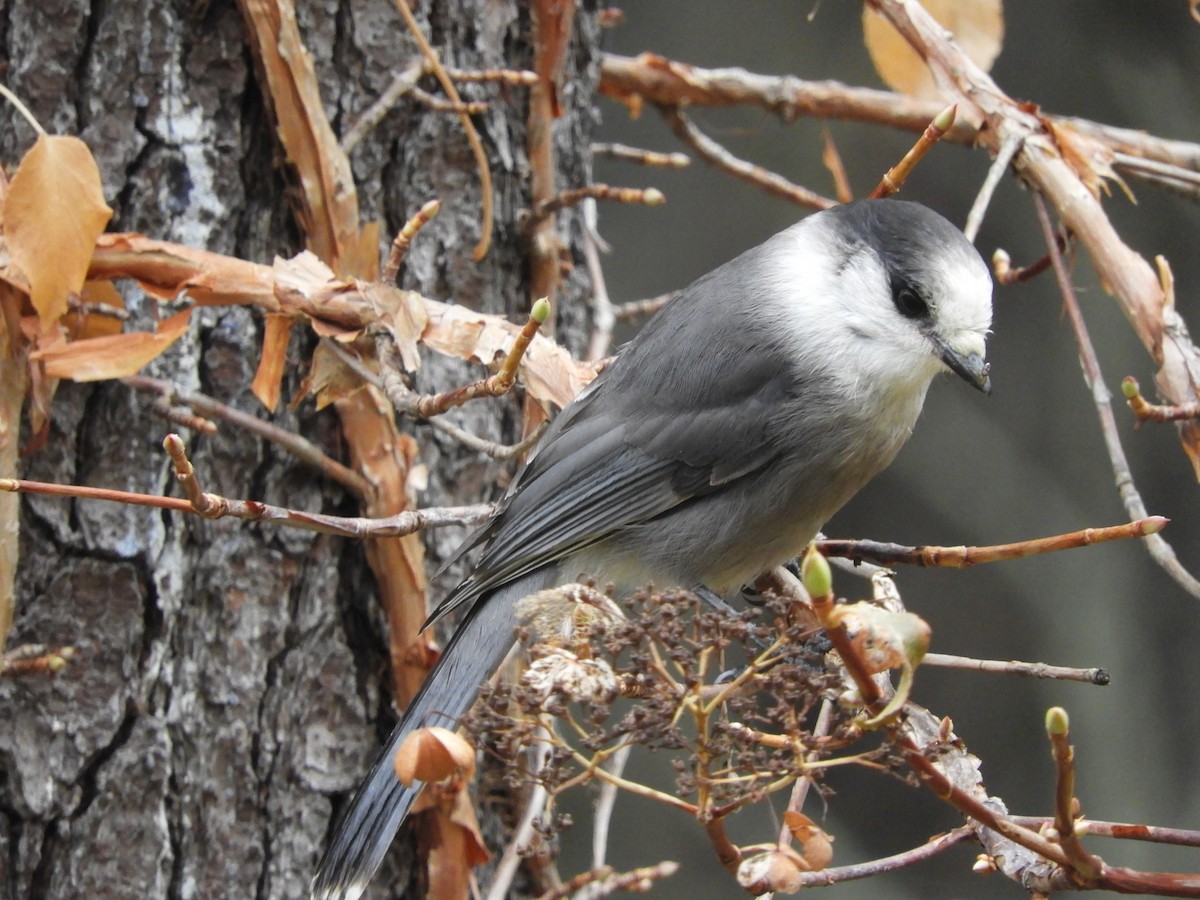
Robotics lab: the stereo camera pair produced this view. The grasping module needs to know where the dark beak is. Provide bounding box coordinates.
[934,336,991,394]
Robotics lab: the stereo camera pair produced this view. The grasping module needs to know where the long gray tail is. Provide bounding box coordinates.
[310,569,558,900]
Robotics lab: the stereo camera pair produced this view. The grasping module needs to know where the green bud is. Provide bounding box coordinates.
[801,545,832,598]
[1045,706,1069,736]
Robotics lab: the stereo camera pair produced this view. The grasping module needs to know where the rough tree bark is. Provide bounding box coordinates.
[0,1,599,897]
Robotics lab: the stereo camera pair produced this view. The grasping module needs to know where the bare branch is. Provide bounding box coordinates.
[816,517,1167,568]
[1032,192,1200,599]
[923,653,1109,685]
[660,107,835,210]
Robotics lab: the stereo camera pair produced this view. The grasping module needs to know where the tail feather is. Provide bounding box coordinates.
[310,569,559,900]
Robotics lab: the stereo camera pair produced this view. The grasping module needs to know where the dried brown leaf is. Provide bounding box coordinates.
[3,135,113,328]
[32,307,192,381]
[393,726,475,787]
[422,301,595,411]
[863,0,1004,101]
[293,340,366,411]
[359,282,427,372]
[1045,119,1134,202]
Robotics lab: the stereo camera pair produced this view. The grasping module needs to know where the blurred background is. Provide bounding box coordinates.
[570,1,1200,896]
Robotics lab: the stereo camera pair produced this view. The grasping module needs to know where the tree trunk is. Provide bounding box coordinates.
[0,1,598,897]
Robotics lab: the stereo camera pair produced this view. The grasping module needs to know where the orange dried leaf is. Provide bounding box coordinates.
[251,314,293,411]
[4,135,113,328]
[1045,120,1134,202]
[293,341,365,411]
[783,811,835,871]
[394,726,475,786]
[863,0,1004,100]
[422,301,595,410]
[32,307,192,381]
[359,282,427,372]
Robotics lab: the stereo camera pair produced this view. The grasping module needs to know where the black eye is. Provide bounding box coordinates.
[894,285,930,320]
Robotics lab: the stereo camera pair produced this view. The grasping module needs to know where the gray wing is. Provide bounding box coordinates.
[430,287,804,622]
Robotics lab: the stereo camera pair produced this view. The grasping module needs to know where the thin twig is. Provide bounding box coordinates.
[778,698,834,848]
[590,142,690,168]
[1,644,74,677]
[923,653,1109,685]
[485,729,553,900]
[409,86,488,115]
[820,129,853,203]
[522,184,665,236]
[382,199,441,284]
[868,103,957,199]
[661,107,836,210]
[1123,376,1200,424]
[0,475,492,538]
[1033,192,1200,599]
[340,61,425,153]
[0,84,47,136]
[800,826,976,886]
[332,336,548,460]
[592,743,631,869]
[612,291,678,322]
[123,375,370,498]
[582,201,616,362]
[816,517,1167,568]
[1046,708,1103,880]
[964,134,1021,242]
[393,0,493,260]
[600,53,1200,198]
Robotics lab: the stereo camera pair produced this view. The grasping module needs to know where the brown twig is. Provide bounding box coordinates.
[331,337,550,460]
[816,517,1167,568]
[340,61,425,153]
[163,434,221,517]
[393,0,492,260]
[992,247,1054,285]
[1123,376,1200,424]
[523,184,665,236]
[1,644,75,677]
[442,66,537,85]
[660,106,836,210]
[536,862,678,900]
[613,291,679,322]
[1011,816,1200,848]
[409,86,488,115]
[0,475,492,539]
[923,653,1109,685]
[800,826,975,887]
[590,142,690,168]
[123,375,370,498]
[382,199,441,284]
[599,53,1200,197]
[1032,192,1200,599]
[148,397,218,434]
[412,298,550,416]
[821,129,854,203]
[868,103,957,199]
[1046,708,1104,881]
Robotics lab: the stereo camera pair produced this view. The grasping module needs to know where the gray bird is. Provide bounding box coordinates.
[311,199,993,899]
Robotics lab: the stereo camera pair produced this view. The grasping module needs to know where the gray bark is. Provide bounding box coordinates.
[0,1,598,897]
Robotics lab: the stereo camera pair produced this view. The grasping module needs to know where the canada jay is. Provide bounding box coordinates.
[311,199,993,898]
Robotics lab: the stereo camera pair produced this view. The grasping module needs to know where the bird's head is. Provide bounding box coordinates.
[769,199,993,402]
